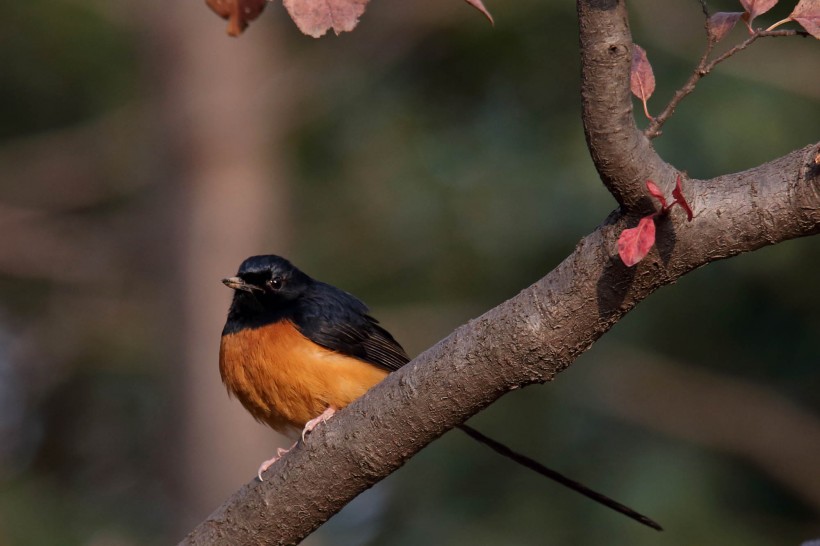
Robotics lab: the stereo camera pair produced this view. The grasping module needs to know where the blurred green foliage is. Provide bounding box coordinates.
[0,0,136,140]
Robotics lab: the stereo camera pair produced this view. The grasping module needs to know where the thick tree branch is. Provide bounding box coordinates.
[181,0,820,542]
[181,142,820,545]
[577,0,675,209]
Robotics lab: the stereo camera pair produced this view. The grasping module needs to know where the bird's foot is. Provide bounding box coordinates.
[301,406,337,442]
[257,443,295,481]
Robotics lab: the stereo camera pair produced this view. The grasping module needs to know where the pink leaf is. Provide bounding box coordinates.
[630,45,655,120]
[707,12,743,42]
[282,0,370,38]
[463,0,494,25]
[790,0,820,38]
[618,216,657,267]
[646,180,668,209]
[671,175,694,221]
[740,0,779,28]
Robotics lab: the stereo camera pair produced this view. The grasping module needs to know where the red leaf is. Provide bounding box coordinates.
[207,0,267,37]
[707,12,743,42]
[464,0,494,25]
[740,0,779,28]
[630,45,655,120]
[790,0,820,38]
[671,175,694,221]
[645,180,668,209]
[618,216,657,267]
[282,0,370,37]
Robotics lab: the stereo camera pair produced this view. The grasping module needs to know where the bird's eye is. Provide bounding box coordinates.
[267,276,284,290]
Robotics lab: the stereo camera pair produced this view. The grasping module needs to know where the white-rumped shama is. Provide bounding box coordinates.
[220,255,661,530]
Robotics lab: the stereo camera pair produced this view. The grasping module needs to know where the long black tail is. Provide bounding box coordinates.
[457,424,663,531]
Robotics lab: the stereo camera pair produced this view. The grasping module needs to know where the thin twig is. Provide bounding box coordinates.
[697,0,709,20]
[644,29,807,139]
[644,41,713,140]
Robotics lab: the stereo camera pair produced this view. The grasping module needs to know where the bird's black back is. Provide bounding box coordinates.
[292,281,410,373]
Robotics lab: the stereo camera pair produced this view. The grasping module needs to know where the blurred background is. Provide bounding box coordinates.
[1,0,819,544]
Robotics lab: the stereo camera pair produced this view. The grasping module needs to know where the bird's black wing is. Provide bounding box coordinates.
[293,281,410,372]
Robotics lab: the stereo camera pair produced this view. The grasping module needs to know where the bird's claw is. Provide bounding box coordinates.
[257,446,292,481]
[301,406,337,442]
[256,406,338,481]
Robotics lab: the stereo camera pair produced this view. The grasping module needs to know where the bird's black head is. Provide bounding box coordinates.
[222,255,313,328]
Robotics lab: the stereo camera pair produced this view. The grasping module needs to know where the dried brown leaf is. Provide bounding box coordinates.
[630,45,655,120]
[630,45,655,100]
[282,0,369,37]
[790,0,820,38]
[740,0,779,28]
[463,0,494,25]
[707,12,743,42]
[206,0,267,37]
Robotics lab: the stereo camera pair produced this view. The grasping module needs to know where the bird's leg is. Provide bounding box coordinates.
[257,443,296,481]
[301,406,337,442]
[257,406,337,481]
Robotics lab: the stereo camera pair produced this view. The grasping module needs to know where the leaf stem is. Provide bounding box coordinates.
[766,18,792,32]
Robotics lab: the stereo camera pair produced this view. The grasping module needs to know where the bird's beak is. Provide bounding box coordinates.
[222,277,258,293]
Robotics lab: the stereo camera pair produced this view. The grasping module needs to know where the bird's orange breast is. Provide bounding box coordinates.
[219,320,389,439]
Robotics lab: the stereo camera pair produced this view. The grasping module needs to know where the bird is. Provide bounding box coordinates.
[220,254,662,530]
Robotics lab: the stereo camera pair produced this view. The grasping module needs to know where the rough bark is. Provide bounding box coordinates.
[180,0,820,543]
[577,0,676,209]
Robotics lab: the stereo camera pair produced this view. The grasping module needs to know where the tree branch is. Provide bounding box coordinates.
[645,29,808,139]
[577,0,675,209]
[181,142,820,545]
[180,0,820,542]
